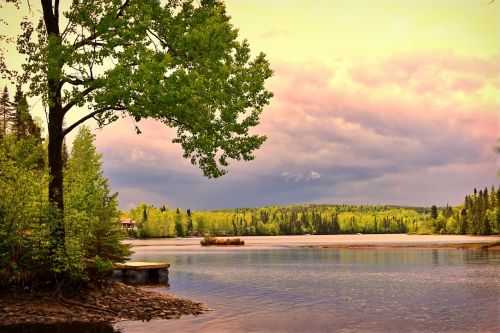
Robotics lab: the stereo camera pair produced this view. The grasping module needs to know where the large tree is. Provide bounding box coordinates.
[3,0,272,248]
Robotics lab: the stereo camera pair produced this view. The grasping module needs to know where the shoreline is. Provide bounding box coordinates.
[302,241,500,250]
[0,282,208,327]
[126,234,500,251]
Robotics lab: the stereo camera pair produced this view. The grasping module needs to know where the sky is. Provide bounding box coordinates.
[1,0,499,210]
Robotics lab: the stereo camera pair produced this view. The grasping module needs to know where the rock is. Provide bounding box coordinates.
[0,282,208,326]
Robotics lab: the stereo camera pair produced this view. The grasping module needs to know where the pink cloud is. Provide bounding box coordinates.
[258,53,498,171]
[91,51,499,209]
[350,50,498,95]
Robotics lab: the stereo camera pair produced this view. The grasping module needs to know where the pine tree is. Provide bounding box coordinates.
[0,86,13,138]
[175,207,186,237]
[483,187,489,210]
[187,209,193,234]
[460,209,468,235]
[332,213,340,234]
[430,205,438,219]
[483,217,491,235]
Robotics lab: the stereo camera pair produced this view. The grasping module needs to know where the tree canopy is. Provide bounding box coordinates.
[17,0,272,177]
[1,0,273,258]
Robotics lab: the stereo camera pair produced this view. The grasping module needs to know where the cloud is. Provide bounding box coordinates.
[308,171,321,180]
[94,50,499,210]
[281,171,321,182]
[259,29,290,39]
[281,171,305,182]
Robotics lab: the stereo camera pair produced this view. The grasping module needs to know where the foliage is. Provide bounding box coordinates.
[0,114,130,285]
[61,126,130,279]
[129,204,175,238]
[11,86,41,141]
[0,135,51,286]
[128,204,425,237]
[461,187,499,235]
[175,208,187,237]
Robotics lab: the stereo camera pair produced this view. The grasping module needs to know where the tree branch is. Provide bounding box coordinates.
[72,0,131,50]
[117,0,130,17]
[62,106,125,137]
[61,86,98,114]
[146,28,179,57]
[60,76,94,88]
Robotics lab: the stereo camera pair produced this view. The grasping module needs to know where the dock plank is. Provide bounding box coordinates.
[113,262,170,270]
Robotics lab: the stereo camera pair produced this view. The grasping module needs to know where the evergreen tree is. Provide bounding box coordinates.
[332,213,340,234]
[430,205,438,219]
[0,86,13,138]
[186,209,193,235]
[10,86,43,143]
[459,209,468,235]
[175,207,186,237]
[483,217,491,235]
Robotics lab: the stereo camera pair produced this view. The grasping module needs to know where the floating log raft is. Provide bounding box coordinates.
[113,262,170,285]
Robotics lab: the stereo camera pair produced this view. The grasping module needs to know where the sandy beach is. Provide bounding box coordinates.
[126,234,500,251]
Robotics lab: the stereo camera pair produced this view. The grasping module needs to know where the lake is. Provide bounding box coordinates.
[115,235,499,333]
[4,235,500,333]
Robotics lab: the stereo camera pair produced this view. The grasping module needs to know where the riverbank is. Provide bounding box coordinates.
[0,282,208,326]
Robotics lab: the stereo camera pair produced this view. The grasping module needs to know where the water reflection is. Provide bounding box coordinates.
[121,248,499,333]
[3,248,499,333]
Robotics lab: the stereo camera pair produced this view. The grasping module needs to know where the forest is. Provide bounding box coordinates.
[126,186,499,238]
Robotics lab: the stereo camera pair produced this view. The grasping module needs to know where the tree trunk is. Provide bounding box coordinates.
[48,98,64,240]
[42,0,65,245]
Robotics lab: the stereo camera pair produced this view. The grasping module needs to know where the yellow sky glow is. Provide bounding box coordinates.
[225,0,499,61]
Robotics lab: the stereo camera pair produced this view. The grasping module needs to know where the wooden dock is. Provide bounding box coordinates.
[113,262,170,285]
[114,262,170,270]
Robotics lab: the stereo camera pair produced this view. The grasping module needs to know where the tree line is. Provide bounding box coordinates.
[125,204,424,237]
[127,192,499,238]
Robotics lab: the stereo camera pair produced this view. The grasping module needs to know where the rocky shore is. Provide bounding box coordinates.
[0,282,208,326]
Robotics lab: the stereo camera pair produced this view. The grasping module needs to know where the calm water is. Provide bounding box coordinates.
[114,247,499,333]
[3,244,499,333]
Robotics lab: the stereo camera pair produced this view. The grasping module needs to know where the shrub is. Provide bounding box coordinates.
[200,236,244,246]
